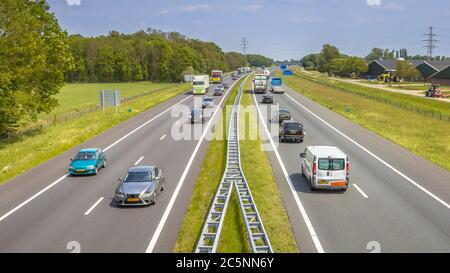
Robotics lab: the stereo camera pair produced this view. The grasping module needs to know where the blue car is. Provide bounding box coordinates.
[69,148,106,175]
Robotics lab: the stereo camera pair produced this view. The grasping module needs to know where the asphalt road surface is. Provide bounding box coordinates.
[253,82,450,253]
[0,74,240,252]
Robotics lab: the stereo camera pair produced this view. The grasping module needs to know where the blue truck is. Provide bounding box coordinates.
[271,77,285,94]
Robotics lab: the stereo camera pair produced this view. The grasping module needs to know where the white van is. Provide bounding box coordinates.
[300,146,349,191]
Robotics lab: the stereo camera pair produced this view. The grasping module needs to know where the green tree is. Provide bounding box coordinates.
[0,0,73,134]
[225,52,247,70]
[396,60,421,81]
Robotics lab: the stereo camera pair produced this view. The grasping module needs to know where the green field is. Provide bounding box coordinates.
[174,77,298,253]
[293,70,450,119]
[52,82,174,114]
[17,82,176,128]
[281,72,450,172]
[0,83,190,185]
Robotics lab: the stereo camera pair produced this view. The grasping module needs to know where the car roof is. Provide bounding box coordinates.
[128,166,155,172]
[79,148,98,153]
[282,120,300,124]
[306,146,347,158]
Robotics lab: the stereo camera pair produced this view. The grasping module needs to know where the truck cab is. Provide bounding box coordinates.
[192,75,209,95]
[211,70,223,84]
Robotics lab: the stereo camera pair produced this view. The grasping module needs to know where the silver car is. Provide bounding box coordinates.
[115,166,165,206]
[202,96,215,108]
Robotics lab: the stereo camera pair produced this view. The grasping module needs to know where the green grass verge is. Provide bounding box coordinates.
[293,69,450,118]
[0,84,190,185]
[174,78,244,253]
[237,78,299,252]
[280,72,450,172]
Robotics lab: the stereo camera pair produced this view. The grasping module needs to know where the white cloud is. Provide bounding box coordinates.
[181,4,211,12]
[383,2,405,11]
[66,0,81,6]
[366,0,405,11]
[248,4,263,13]
[366,0,382,6]
[289,16,324,24]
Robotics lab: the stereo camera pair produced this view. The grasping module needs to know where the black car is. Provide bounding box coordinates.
[279,120,304,142]
[262,94,274,104]
[272,109,292,124]
[190,109,204,124]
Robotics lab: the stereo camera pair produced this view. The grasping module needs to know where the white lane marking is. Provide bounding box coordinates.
[175,120,181,126]
[160,134,166,141]
[103,96,192,152]
[353,184,368,199]
[0,95,193,223]
[84,197,104,216]
[252,91,325,253]
[304,131,307,135]
[0,174,68,223]
[145,76,246,253]
[134,156,144,166]
[285,93,450,210]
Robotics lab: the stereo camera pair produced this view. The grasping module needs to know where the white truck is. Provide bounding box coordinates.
[192,75,210,95]
[253,73,268,93]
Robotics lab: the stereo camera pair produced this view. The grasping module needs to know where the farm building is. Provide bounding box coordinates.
[367,59,450,83]
[416,61,450,79]
[428,66,450,86]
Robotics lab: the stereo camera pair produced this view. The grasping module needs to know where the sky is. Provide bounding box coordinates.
[48,0,450,60]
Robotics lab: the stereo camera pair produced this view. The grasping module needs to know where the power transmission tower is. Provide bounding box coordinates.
[240,38,249,55]
[422,26,438,59]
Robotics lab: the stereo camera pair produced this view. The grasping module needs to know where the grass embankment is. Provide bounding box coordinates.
[174,76,299,253]
[0,83,190,185]
[297,70,450,118]
[280,71,450,172]
[174,78,245,253]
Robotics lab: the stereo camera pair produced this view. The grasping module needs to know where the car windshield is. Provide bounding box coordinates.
[279,110,290,116]
[124,171,152,182]
[74,152,96,160]
[204,98,213,102]
[284,123,302,131]
[318,159,345,171]
[191,110,202,117]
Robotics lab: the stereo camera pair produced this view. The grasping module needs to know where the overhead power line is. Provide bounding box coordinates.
[240,38,249,55]
[422,26,439,59]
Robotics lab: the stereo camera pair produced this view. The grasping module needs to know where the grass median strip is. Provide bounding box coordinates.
[281,71,450,172]
[174,78,244,253]
[0,83,190,185]
[237,78,299,253]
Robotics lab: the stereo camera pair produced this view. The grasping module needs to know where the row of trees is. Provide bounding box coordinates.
[66,31,273,83]
[301,44,368,77]
[365,47,450,62]
[67,30,230,83]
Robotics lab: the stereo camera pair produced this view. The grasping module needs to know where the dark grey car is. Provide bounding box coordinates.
[115,166,165,206]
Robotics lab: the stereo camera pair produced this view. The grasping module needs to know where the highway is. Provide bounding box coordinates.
[0,75,239,252]
[252,82,450,253]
